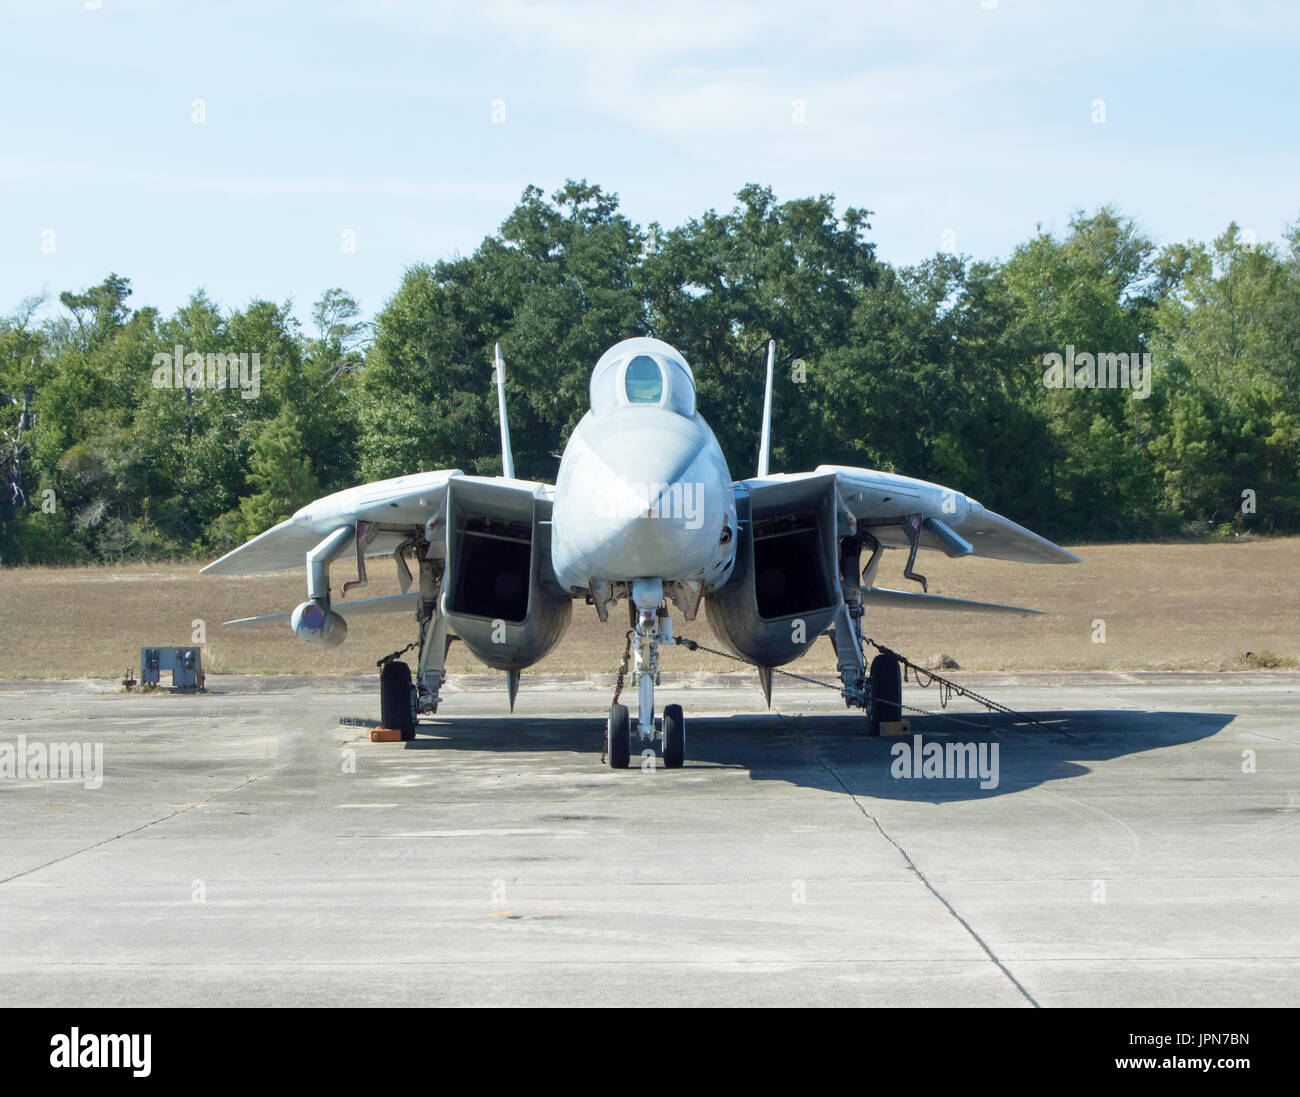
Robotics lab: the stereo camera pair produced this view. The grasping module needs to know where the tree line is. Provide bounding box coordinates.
[2,180,1297,566]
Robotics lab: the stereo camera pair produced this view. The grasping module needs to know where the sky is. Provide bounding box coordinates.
[2,0,1298,327]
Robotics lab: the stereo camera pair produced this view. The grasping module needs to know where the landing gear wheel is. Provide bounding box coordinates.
[607,704,631,769]
[662,704,685,768]
[380,660,416,741]
[869,652,902,737]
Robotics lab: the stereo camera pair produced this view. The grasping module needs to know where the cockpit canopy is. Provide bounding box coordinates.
[589,337,696,418]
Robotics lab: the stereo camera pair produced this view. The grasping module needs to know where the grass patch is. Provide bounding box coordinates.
[1,537,1297,677]
[1242,650,1299,669]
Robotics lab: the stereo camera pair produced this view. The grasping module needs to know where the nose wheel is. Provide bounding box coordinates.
[607,703,631,768]
[606,702,687,769]
[662,703,685,768]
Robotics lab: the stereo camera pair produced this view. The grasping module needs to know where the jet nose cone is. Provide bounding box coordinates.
[581,410,713,526]
[552,407,735,585]
[594,416,703,488]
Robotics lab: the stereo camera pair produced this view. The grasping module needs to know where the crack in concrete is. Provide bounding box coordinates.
[0,774,263,887]
[779,713,1040,1007]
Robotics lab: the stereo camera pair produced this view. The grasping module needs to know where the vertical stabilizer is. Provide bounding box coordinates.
[756,338,775,477]
[494,343,515,480]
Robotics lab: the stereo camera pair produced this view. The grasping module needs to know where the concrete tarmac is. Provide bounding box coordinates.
[0,672,1296,1007]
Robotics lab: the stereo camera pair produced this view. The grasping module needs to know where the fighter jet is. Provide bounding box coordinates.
[203,337,1078,767]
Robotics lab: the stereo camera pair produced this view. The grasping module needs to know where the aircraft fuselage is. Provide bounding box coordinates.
[550,338,737,595]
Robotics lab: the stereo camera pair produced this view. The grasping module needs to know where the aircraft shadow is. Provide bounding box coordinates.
[397,706,1236,802]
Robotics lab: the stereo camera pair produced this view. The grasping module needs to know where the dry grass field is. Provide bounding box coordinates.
[0,538,1296,679]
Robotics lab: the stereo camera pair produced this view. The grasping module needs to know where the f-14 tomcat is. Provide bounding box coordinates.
[203,337,1078,768]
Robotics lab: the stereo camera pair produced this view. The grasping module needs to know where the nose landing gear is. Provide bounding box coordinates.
[605,580,688,770]
[606,703,631,768]
[604,700,687,770]
[661,703,685,768]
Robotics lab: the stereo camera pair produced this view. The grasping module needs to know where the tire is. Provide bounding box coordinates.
[381,660,416,741]
[607,704,631,769]
[662,704,685,769]
[869,652,902,737]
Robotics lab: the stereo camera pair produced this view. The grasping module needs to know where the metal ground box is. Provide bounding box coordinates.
[140,647,205,690]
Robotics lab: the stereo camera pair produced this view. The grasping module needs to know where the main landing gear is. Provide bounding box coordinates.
[377,554,450,742]
[868,650,902,737]
[826,532,902,736]
[606,579,686,770]
[380,658,417,741]
[834,617,903,737]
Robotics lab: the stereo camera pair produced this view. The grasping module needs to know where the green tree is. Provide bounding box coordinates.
[236,409,320,539]
[640,183,878,475]
[358,180,644,482]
